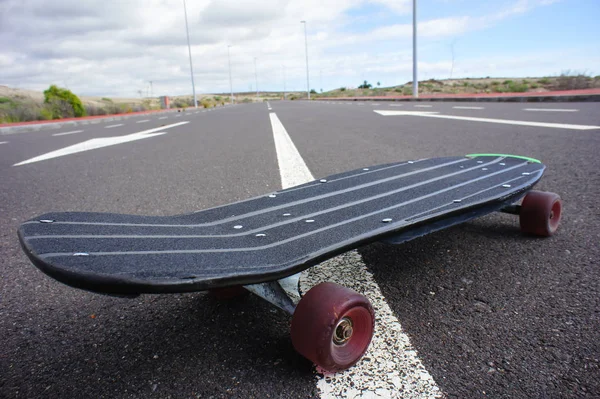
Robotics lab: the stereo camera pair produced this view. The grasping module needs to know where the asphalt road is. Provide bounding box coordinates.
[1,101,599,398]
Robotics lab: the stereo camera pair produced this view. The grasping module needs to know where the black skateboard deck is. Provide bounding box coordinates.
[19,154,546,296]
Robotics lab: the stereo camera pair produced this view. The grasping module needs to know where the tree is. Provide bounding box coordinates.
[377,81,381,87]
[43,85,86,119]
[358,80,372,89]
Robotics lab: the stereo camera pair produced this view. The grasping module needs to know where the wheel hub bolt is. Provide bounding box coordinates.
[333,317,353,345]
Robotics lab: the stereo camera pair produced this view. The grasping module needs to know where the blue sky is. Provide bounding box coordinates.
[1,0,599,96]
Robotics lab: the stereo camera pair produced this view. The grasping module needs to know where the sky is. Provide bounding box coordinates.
[0,0,599,97]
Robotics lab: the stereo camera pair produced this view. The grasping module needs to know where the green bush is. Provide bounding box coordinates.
[538,78,551,84]
[101,97,113,102]
[530,83,539,89]
[43,85,86,118]
[0,97,12,104]
[491,81,500,86]
[340,87,346,91]
[503,80,513,85]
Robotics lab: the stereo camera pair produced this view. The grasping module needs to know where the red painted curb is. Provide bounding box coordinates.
[0,108,176,128]
[316,88,600,101]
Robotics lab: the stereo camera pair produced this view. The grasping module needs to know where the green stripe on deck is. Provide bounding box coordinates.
[465,153,541,163]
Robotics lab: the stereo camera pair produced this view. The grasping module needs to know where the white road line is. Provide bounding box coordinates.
[414,105,432,108]
[523,108,579,112]
[374,110,600,130]
[105,124,124,129]
[372,103,380,106]
[136,119,150,123]
[389,104,403,107]
[268,112,441,399]
[453,106,484,110]
[158,116,168,120]
[0,141,8,145]
[14,121,189,166]
[52,130,84,137]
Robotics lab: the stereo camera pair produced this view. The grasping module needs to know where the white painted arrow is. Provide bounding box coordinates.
[14,121,189,166]
[374,110,600,130]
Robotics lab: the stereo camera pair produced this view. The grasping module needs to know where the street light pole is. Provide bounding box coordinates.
[254,57,259,100]
[282,65,286,100]
[301,20,310,100]
[227,45,234,104]
[183,0,197,107]
[412,0,418,98]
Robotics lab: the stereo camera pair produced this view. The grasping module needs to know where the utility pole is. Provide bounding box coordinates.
[282,65,286,100]
[412,0,418,98]
[183,0,197,107]
[150,81,153,98]
[254,57,259,100]
[301,21,310,99]
[227,45,234,104]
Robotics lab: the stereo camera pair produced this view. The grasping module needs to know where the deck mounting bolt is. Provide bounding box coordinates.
[39,219,54,223]
[233,225,243,229]
[382,218,392,223]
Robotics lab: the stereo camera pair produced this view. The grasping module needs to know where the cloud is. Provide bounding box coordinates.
[0,0,590,97]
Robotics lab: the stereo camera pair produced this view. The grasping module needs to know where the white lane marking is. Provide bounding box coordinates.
[52,130,83,137]
[374,110,600,130]
[0,141,8,145]
[389,104,403,107]
[523,108,579,112]
[453,106,484,110]
[414,104,432,108]
[105,124,124,129]
[158,116,168,120]
[269,113,313,187]
[136,119,150,123]
[14,122,189,166]
[269,111,441,399]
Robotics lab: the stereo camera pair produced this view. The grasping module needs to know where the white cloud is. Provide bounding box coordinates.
[0,0,593,97]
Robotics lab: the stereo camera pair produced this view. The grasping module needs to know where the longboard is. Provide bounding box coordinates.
[18,154,562,371]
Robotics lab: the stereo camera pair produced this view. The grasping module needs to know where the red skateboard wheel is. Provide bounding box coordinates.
[520,190,562,237]
[291,282,375,372]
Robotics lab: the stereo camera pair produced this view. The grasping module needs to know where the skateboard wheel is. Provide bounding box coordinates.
[291,282,375,372]
[208,285,248,300]
[519,190,562,237]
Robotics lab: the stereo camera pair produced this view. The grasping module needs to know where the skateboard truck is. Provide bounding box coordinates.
[244,279,297,314]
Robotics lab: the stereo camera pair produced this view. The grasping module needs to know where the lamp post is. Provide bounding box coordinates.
[227,45,234,104]
[254,57,259,100]
[300,20,310,100]
[183,0,197,107]
[412,0,418,98]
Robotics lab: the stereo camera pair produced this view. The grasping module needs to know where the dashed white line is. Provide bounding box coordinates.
[158,116,168,120]
[52,130,84,136]
[0,141,8,145]
[105,124,124,129]
[523,108,579,112]
[268,111,441,399]
[453,106,484,110]
[136,119,150,123]
[389,104,403,107]
[414,104,433,108]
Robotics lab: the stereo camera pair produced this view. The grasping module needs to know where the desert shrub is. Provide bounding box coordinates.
[502,80,513,85]
[101,97,113,102]
[538,78,551,84]
[530,83,539,89]
[491,81,500,86]
[0,97,12,104]
[43,85,86,118]
[340,87,346,91]
[556,71,592,90]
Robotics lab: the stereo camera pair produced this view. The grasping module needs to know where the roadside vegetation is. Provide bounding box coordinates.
[2,72,598,123]
[311,71,599,99]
